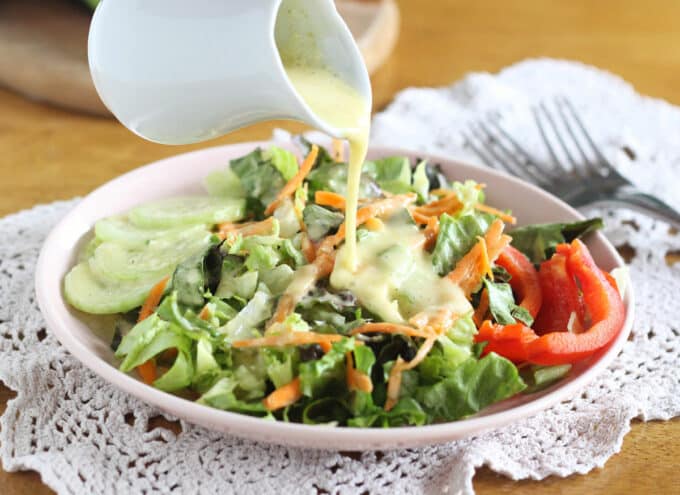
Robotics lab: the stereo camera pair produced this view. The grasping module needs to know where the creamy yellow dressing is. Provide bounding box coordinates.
[330,221,472,324]
[284,66,370,271]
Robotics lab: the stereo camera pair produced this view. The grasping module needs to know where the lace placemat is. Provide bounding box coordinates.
[1,59,679,495]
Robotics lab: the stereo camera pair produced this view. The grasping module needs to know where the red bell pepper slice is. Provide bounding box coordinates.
[532,252,585,334]
[496,245,543,319]
[475,239,625,365]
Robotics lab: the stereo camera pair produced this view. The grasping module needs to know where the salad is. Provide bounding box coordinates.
[64,140,625,427]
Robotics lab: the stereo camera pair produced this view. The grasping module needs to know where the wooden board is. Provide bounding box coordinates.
[0,0,399,117]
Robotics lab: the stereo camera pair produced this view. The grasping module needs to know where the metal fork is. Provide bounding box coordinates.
[463,96,680,227]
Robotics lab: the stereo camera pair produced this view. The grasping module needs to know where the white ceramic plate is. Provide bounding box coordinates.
[35,141,634,450]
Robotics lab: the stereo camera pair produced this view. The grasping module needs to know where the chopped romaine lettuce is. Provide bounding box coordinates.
[262,145,299,181]
[303,204,344,241]
[483,279,534,326]
[415,353,526,421]
[432,212,494,275]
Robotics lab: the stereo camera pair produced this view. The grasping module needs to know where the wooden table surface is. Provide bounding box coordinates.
[1,0,679,493]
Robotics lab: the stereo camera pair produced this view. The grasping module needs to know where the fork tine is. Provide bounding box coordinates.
[460,129,498,168]
[558,96,615,174]
[465,123,531,179]
[533,103,576,176]
[482,118,554,186]
[472,121,550,186]
[468,123,529,179]
[553,97,597,177]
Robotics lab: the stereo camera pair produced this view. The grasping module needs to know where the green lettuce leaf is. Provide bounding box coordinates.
[296,288,362,334]
[299,337,355,398]
[364,156,412,194]
[219,285,273,341]
[510,218,604,264]
[115,314,195,392]
[416,353,526,421]
[303,204,344,241]
[302,397,350,425]
[432,212,494,275]
[198,376,268,414]
[412,160,430,202]
[452,180,485,215]
[229,149,286,216]
[483,279,534,326]
[347,394,427,427]
[521,364,572,394]
[262,145,299,181]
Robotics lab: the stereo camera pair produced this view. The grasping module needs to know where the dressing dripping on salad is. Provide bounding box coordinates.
[284,65,369,271]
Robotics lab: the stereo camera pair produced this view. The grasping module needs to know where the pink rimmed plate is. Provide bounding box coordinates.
[35,141,633,450]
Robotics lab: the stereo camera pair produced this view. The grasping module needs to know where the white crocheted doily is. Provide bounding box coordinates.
[1,59,679,495]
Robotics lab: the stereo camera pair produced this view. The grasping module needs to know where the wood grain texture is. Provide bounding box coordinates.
[1,0,680,493]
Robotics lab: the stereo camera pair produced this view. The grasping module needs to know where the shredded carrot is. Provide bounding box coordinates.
[410,211,433,225]
[319,340,333,354]
[349,322,435,340]
[135,275,170,384]
[384,336,437,411]
[477,235,494,280]
[232,331,343,349]
[423,216,440,251]
[332,138,344,162]
[269,294,296,326]
[262,377,302,411]
[315,190,346,210]
[410,307,460,335]
[264,145,319,216]
[474,203,517,225]
[429,188,451,197]
[300,232,316,263]
[198,305,211,320]
[345,352,373,393]
[473,288,490,327]
[218,217,275,240]
[447,219,511,297]
[136,361,157,385]
[329,193,417,246]
[365,217,384,231]
[138,276,170,322]
[409,193,463,223]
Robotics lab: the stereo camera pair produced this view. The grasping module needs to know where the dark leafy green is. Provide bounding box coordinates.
[510,218,604,264]
[229,148,286,217]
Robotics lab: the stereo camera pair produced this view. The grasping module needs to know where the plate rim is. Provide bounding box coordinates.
[34,140,634,450]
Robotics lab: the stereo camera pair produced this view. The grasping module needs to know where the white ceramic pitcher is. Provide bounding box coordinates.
[88,0,371,145]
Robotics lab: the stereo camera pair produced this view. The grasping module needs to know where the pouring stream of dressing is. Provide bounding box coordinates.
[284,66,370,271]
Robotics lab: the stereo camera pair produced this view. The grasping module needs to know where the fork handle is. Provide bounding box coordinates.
[607,186,680,227]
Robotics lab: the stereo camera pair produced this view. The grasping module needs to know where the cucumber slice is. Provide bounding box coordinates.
[89,232,212,282]
[128,196,245,228]
[78,237,101,262]
[64,263,159,314]
[203,168,245,197]
[95,216,208,246]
